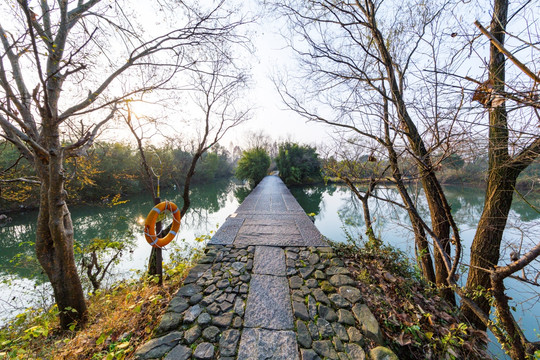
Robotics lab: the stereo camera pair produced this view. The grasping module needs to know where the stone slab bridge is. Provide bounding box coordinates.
[135,176,398,360]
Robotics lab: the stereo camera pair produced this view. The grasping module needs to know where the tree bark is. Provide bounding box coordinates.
[462,0,513,329]
[383,111,436,284]
[366,6,454,302]
[490,242,540,359]
[34,126,87,328]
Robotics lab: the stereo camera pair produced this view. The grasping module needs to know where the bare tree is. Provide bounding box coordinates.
[177,54,251,217]
[0,0,248,328]
[244,130,278,158]
[273,0,461,303]
[124,52,250,283]
[322,138,386,245]
[461,0,540,331]
[273,0,540,356]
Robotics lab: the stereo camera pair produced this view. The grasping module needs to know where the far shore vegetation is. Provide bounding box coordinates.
[2,139,538,215]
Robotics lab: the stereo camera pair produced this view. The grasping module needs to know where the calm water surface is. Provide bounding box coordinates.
[290,183,540,359]
[0,180,246,323]
[1,180,538,357]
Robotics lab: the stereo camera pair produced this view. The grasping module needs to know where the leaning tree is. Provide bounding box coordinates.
[273,0,540,355]
[273,0,462,303]
[0,0,248,328]
[461,0,540,331]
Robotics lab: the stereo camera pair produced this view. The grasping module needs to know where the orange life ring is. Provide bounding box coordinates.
[144,201,181,248]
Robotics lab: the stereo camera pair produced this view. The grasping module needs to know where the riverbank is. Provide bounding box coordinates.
[0,175,240,215]
[323,175,539,192]
[333,241,491,359]
[0,257,194,359]
[0,241,491,359]
[1,180,536,358]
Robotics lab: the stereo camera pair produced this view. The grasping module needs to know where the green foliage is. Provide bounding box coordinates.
[73,212,137,292]
[164,229,215,278]
[0,228,214,359]
[233,186,251,203]
[235,147,271,185]
[192,145,233,183]
[0,141,235,209]
[0,305,61,359]
[275,142,321,185]
[78,237,132,292]
[441,153,465,170]
[7,241,42,278]
[337,227,419,281]
[0,142,39,210]
[323,154,384,181]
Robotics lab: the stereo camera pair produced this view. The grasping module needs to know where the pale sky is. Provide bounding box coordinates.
[230,14,334,148]
[103,0,335,150]
[179,0,337,150]
[4,0,536,153]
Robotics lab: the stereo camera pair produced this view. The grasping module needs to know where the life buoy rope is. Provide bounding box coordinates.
[144,200,181,248]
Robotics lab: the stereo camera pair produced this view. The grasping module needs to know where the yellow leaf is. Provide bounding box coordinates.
[117,342,130,349]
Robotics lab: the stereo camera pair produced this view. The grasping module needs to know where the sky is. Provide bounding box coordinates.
[105,0,335,150]
[230,15,334,148]
[2,0,537,153]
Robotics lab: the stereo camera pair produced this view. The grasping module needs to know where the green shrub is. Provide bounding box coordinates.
[235,147,271,185]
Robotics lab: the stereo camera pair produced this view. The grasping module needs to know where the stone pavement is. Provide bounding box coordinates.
[135,176,398,360]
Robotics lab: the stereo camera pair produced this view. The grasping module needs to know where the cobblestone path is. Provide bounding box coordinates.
[135,176,398,360]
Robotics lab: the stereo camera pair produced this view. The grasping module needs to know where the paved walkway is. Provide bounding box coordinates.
[135,176,396,360]
[210,175,327,248]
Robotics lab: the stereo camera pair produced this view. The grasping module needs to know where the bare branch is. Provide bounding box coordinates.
[475,20,540,84]
[0,177,41,184]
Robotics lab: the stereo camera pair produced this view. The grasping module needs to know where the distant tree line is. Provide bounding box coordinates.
[0,141,234,212]
[323,151,539,189]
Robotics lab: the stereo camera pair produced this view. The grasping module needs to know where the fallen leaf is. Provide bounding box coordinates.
[439,312,455,322]
[397,332,412,346]
[383,272,397,283]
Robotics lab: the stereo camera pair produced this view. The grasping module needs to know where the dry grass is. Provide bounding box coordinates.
[334,242,491,360]
[1,268,189,360]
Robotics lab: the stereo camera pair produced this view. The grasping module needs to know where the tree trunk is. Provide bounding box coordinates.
[420,173,454,303]
[342,178,378,245]
[462,0,512,329]
[383,116,436,284]
[359,196,375,241]
[34,129,87,329]
[463,171,518,327]
[148,197,163,285]
[411,212,437,284]
[367,9,455,304]
[392,170,437,285]
[491,270,526,359]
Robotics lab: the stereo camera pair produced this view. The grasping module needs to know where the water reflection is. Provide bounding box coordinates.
[2,180,538,350]
[291,183,540,359]
[289,184,326,215]
[234,186,251,204]
[0,179,246,322]
[292,183,539,257]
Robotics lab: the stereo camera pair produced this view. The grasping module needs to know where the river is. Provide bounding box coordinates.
[1,179,538,358]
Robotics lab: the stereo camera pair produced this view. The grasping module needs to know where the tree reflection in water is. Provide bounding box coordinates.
[289,184,326,215]
[1,181,538,329]
[234,186,252,204]
[0,179,248,322]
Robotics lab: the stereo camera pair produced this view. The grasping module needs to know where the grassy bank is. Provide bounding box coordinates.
[1,240,492,360]
[0,260,195,360]
[332,241,491,360]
